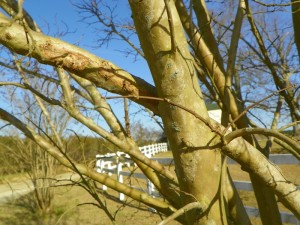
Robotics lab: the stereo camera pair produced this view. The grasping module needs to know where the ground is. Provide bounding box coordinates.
[0,151,298,225]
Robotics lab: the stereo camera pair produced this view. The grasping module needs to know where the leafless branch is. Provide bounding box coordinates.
[224,127,300,158]
[158,202,207,225]
[223,86,295,134]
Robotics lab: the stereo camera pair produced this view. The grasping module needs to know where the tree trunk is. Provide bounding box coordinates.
[292,0,300,62]
[129,1,225,224]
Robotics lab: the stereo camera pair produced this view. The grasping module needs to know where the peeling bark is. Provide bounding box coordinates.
[0,13,159,114]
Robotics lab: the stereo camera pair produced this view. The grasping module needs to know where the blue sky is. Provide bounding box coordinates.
[23,0,153,84]
[20,0,161,135]
[2,0,297,134]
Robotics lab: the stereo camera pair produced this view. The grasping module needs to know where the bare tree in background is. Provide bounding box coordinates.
[0,66,71,221]
[0,0,299,224]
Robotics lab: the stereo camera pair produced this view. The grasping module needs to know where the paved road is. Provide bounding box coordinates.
[0,173,80,204]
[0,179,34,204]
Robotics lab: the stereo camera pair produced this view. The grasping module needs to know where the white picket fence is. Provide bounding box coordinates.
[96,143,168,200]
[95,143,299,224]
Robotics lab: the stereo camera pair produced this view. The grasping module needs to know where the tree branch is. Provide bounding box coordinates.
[224,127,300,158]
[158,202,207,225]
[0,107,176,215]
[0,12,159,114]
[164,0,177,53]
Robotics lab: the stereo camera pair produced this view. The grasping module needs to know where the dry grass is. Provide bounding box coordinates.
[0,184,179,225]
[52,185,178,225]
[0,151,298,225]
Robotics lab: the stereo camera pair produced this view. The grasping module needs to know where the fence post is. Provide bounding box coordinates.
[96,158,108,191]
[116,156,125,201]
[147,179,155,196]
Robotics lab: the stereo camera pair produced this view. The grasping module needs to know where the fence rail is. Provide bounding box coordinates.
[95,143,299,224]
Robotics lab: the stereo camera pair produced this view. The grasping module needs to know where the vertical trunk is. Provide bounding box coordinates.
[129,1,225,224]
[292,0,300,62]
[176,1,276,224]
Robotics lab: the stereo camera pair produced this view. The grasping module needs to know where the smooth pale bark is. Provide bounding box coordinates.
[129,1,224,224]
[175,0,249,130]
[222,135,300,220]
[178,1,284,224]
[192,0,226,73]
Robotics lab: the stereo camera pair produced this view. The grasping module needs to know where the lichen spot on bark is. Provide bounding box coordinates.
[213,163,220,172]
[171,122,180,132]
[206,219,217,225]
[143,7,155,30]
[163,58,182,80]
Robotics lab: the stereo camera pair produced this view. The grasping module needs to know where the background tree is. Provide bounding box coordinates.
[0,62,71,223]
[0,0,299,225]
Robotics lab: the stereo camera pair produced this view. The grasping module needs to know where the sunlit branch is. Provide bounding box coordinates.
[164,0,177,53]
[0,81,25,89]
[158,202,207,225]
[0,0,41,32]
[226,0,246,79]
[223,136,300,220]
[0,107,176,215]
[273,138,300,160]
[70,72,126,140]
[192,0,225,72]
[224,127,300,157]
[10,69,178,186]
[124,98,131,137]
[0,12,159,114]
[175,0,251,131]
[36,96,65,148]
[56,67,128,149]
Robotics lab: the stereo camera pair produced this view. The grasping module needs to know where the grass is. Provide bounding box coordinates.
[0,184,176,225]
[0,151,298,225]
[0,172,29,184]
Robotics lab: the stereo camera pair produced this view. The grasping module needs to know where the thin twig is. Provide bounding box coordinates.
[253,0,298,7]
[105,95,223,136]
[158,202,207,225]
[223,86,294,134]
[278,121,300,132]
